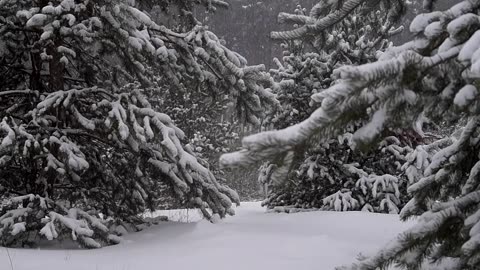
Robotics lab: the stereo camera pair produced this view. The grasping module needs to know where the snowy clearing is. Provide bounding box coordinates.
[1,202,414,270]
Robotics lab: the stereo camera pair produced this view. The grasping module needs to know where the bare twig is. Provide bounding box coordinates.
[4,247,14,270]
[0,90,35,97]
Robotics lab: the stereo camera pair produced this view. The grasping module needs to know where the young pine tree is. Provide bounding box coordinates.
[0,0,276,248]
[222,0,480,268]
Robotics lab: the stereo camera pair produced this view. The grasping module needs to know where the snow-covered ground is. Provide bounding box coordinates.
[0,202,414,270]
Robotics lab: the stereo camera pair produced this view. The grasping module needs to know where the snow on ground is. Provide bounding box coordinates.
[0,202,414,270]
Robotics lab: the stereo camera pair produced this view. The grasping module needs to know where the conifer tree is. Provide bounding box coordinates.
[222,0,480,268]
[258,2,412,213]
[0,0,276,248]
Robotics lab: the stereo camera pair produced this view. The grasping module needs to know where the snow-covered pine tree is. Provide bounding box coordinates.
[263,135,417,214]
[146,1,270,200]
[158,78,247,198]
[258,3,413,214]
[0,0,277,248]
[223,0,480,268]
[140,0,230,33]
[163,90,239,167]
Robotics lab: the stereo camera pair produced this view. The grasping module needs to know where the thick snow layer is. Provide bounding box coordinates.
[0,202,414,270]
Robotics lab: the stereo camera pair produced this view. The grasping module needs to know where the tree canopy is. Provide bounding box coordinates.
[0,0,276,248]
[222,0,480,268]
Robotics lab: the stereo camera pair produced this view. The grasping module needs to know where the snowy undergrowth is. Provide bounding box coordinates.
[0,202,416,270]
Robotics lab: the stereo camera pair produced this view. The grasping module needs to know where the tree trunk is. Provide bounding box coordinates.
[47,39,65,91]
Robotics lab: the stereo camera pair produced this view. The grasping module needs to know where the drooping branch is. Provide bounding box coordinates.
[271,0,366,40]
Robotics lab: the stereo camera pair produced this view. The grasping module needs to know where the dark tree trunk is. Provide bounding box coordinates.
[47,39,65,91]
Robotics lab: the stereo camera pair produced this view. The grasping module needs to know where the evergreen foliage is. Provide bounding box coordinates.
[258,3,412,214]
[263,136,414,214]
[222,0,480,268]
[0,0,276,248]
